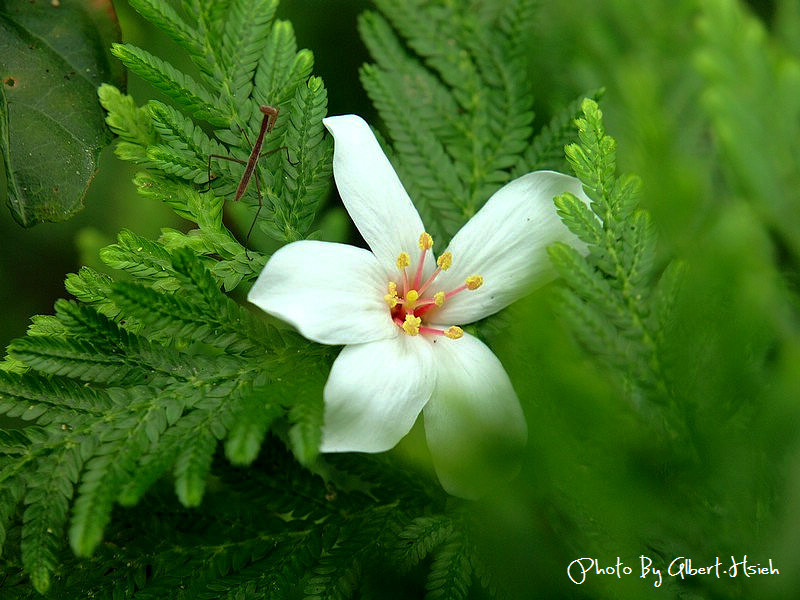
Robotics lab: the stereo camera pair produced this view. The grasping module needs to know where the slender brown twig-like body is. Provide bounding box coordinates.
[204,105,283,252]
[234,105,279,201]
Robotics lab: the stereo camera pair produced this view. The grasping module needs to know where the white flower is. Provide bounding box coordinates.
[248,115,589,498]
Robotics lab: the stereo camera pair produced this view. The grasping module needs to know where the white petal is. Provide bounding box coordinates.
[432,171,591,324]
[248,240,396,345]
[323,115,434,276]
[321,335,435,453]
[423,333,526,499]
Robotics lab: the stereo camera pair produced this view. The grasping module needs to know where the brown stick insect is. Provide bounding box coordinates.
[204,105,290,248]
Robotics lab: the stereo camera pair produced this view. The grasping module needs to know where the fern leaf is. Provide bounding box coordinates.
[127,0,205,60]
[99,230,181,292]
[624,208,656,288]
[360,1,544,244]
[116,381,242,507]
[68,452,121,558]
[111,43,228,127]
[357,11,461,153]
[566,100,617,205]
[0,371,111,421]
[174,429,218,507]
[0,471,25,556]
[552,287,629,361]
[8,336,140,385]
[304,507,397,600]
[65,266,114,303]
[515,90,604,175]
[147,101,228,184]
[254,20,314,106]
[26,315,69,338]
[21,444,83,593]
[360,63,465,242]
[221,0,279,107]
[98,83,156,154]
[277,77,332,240]
[394,516,454,572]
[225,394,281,466]
[133,172,222,224]
[144,144,208,183]
[69,386,172,557]
[425,530,472,600]
[554,191,604,246]
[286,374,325,467]
[372,0,479,108]
[548,242,623,320]
[554,98,678,403]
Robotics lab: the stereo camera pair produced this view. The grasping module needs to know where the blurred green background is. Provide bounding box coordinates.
[3,0,800,598]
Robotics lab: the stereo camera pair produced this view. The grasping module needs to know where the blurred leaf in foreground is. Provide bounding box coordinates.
[0,0,122,226]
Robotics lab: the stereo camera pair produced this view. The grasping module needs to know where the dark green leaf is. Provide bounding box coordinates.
[0,0,122,225]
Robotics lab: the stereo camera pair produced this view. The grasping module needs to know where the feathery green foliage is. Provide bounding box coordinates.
[0,0,693,598]
[0,1,603,596]
[359,0,592,246]
[5,0,800,598]
[102,0,330,251]
[549,98,677,409]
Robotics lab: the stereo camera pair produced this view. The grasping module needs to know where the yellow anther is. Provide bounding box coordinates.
[384,282,399,308]
[406,289,419,304]
[465,275,483,290]
[418,232,433,250]
[433,291,446,307]
[437,252,452,271]
[402,314,421,336]
[445,326,463,339]
[396,252,411,269]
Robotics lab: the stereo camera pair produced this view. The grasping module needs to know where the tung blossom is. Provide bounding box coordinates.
[248,115,590,498]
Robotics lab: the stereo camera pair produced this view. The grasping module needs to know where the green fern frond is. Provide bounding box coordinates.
[357,10,461,149]
[0,473,25,554]
[0,371,111,420]
[99,229,181,292]
[360,61,465,242]
[103,0,328,252]
[360,0,542,245]
[393,515,454,571]
[285,372,325,467]
[224,395,281,466]
[276,77,332,240]
[220,0,279,105]
[110,44,228,127]
[21,444,84,593]
[254,21,314,106]
[63,267,120,320]
[174,429,218,507]
[552,98,674,401]
[128,0,205,60]
[304,505,399,600]
[108,250,279,354]
[69,384,186,557]
[7,336,140,385]
[69,452,125,558]
[26,315,69,338]
[553,190,604,246]
[424,529,472,600]
[147,100,228,183]
[98,83,156,155]
[515,90,605,176]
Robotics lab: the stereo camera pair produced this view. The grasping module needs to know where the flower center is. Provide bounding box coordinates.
[384,232,483,339]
